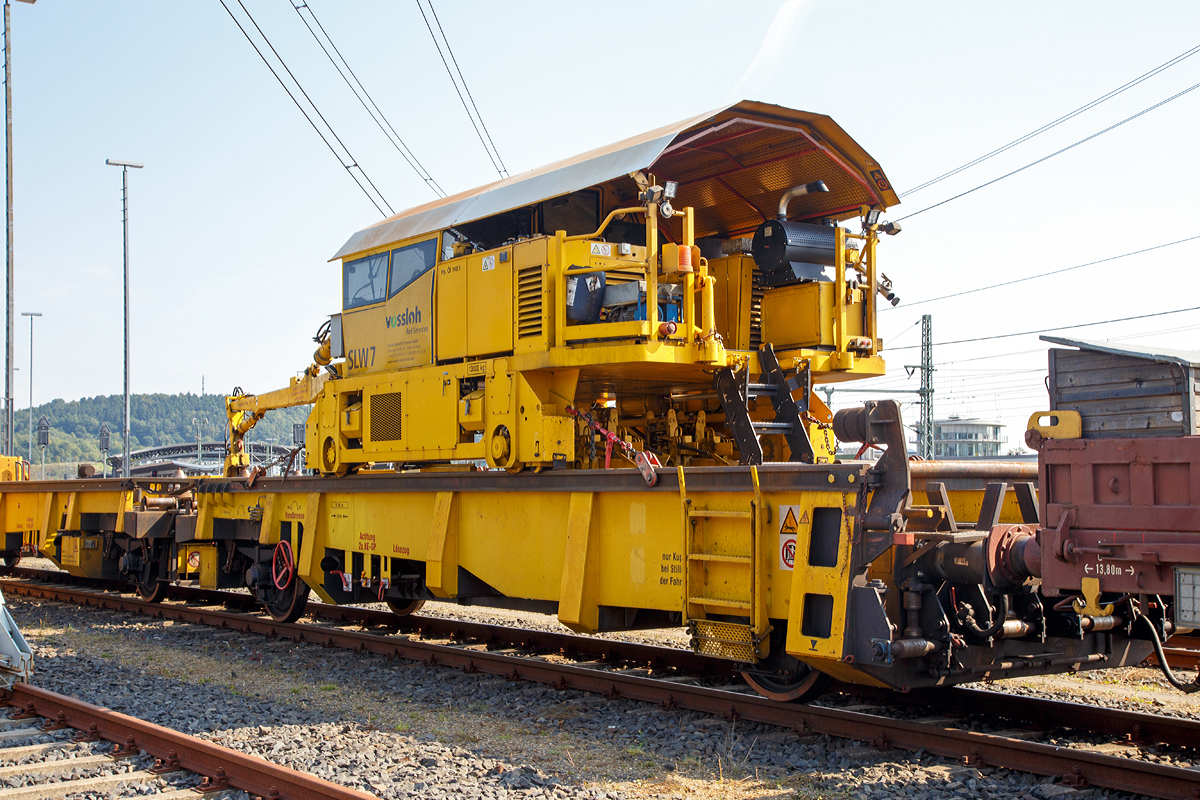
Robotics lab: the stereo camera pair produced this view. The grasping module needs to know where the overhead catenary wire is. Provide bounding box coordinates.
[429,3,508,178]
[235,0,395,215]
[879,319,922,346]
[892,233,1200,309]
[895,77,1200,223]
[888,304,1200,351]
[1111,321,1200,341]
[934,348,1047,366]
[219,0,393,216]
[937,380,1048,397]
[290,0,446,198]
[855,349,1071,388]
[901,43,1200,197]
[415,0,508,179]
[838,369,1046,393]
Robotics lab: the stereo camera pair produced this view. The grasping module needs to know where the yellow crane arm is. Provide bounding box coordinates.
[229,372,329,416]
[224,371,329,476]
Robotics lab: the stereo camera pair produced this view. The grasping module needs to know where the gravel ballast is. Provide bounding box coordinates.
[5,592,1187,799]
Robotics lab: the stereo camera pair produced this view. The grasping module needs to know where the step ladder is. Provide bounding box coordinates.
[713,343,815,465]
[680,465,770,663]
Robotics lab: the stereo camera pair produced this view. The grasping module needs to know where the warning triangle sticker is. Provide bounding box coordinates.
[780,507,799,535]
[799,510,810,525]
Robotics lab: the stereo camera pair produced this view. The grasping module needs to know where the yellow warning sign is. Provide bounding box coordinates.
[779,505,803,571]
[799,510,810,525]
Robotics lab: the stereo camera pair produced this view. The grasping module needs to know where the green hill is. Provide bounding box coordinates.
[12,393,310,464]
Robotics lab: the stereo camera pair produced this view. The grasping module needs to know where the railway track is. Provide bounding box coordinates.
[1147,633,1200,671]
[0,682,373,800]
[2,569,1199,799]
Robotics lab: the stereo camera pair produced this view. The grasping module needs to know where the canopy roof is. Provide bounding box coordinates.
[1042,335,1200,369]
[333,100,899,260]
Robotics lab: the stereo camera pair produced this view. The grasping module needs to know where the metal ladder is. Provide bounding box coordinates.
[680,465,770,663]
[714,343,814,465]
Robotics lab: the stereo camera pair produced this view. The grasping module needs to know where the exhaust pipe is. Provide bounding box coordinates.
[777,181,829,221]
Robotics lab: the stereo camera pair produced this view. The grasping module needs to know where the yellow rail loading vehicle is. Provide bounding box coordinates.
[4,102,1198,702]
[226,102,901,480]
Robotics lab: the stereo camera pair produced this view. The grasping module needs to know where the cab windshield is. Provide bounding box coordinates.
[343,252,388,310]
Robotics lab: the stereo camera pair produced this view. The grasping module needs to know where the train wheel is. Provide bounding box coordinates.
[1,554,20,568]
[136,578,168,603]
[741,654,831,702]
[263,578,310,624]
[386,599,426,618]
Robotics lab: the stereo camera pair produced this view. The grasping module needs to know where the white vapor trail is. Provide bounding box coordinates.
[728,0,817,100]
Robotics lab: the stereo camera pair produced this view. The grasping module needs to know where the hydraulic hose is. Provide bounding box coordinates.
[957,595,1009,639]
[1135,615,1200,694]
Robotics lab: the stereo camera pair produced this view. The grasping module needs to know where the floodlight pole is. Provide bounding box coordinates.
[106,158,142,479]
[4,0,11,459]
[20,309,36,462]
[4,0,35,458]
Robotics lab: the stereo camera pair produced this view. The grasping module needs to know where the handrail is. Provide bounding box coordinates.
[864,229,878,345]
[564,206,645,242]
[554,202,711,348]
[834,226,846,354]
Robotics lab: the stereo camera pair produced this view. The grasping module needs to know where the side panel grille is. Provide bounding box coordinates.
[369,391,403,442]
[749,268,763,350]
[517,265,543,339]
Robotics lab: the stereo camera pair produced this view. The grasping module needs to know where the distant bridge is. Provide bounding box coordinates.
[106,441,296,476]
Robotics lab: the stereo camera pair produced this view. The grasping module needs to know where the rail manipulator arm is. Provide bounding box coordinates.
[224,326,338,477]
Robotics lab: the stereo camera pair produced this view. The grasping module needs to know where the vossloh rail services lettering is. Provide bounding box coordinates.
[386,307,422,329]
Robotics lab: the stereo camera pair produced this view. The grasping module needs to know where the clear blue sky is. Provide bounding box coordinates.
[11,1,1200,449]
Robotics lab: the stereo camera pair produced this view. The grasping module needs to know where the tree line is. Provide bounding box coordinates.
[12,393,310,464]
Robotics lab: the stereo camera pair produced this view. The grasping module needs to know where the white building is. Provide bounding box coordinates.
[932,417,1007,458]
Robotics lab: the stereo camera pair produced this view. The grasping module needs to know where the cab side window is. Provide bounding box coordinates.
[344,252,389,310]
[539,190,599,237]
[388,239,437,298]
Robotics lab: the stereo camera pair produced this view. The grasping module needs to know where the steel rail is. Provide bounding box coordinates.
[0,462,869,495]
[903,686,1200,749]
[13,568,1200,714]
[1,683,376,800]
[0,567,731,676]
[1149,646,1200,671]
[8,570,1200,739]
[5,579,1200,799]
[908,461,1038,481]
[6,571,1200,745]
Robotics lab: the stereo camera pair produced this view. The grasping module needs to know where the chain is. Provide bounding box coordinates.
[583,409,598,463]
[565,405,643,463]
[804,412,835,462]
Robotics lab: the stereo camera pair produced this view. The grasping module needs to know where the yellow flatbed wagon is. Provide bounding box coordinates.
[1,435,1055,702]
[6,102,1191,702]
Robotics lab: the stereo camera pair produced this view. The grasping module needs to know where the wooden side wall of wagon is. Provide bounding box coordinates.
[1043,335,1200,438]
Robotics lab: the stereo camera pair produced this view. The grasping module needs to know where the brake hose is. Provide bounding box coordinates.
[1136,614,1200,694]
[957,595,1009,640]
